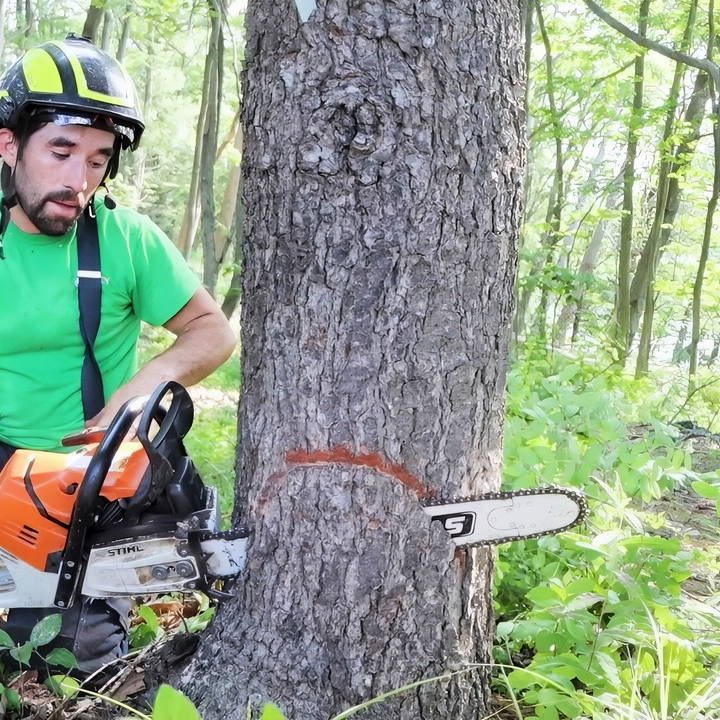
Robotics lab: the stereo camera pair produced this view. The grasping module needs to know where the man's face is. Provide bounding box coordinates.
[6,123,115,235]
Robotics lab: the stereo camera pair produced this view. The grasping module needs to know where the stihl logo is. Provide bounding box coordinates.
[433,512,476,537]
[107,545,143,556]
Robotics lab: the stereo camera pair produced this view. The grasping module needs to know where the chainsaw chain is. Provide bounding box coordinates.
[195,525,252,543]
[421,486,588,548]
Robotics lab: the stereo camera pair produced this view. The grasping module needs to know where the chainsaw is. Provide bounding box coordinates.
[0,382,587,610]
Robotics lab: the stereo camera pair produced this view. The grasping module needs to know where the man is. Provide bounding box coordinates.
[0,35,236,674]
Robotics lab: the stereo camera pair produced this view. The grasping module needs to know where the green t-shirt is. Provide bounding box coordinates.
[0,198,200,452]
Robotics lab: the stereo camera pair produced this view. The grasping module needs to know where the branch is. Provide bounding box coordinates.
[583,0,720,86]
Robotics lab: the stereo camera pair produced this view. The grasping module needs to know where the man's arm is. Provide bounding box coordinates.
[87,287,236,428]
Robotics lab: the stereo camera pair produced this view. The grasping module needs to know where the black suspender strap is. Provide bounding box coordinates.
[76,207,105,421]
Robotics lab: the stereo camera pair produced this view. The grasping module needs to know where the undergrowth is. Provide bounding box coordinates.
[494,349,720,719]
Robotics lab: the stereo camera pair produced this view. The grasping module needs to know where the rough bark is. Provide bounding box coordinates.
[178,0,524,718]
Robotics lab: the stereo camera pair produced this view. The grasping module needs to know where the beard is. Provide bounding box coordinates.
[13,175,84,236]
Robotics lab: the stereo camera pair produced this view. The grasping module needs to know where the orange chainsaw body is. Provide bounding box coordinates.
[0,444,149,571]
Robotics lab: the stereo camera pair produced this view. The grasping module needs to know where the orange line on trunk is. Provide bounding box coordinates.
[285,446,435,500]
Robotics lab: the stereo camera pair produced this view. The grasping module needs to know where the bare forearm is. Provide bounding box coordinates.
[88,303,236,427]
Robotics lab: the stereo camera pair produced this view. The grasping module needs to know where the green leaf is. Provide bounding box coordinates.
[692,480,720,500]
[46,675,80,698]
[30,614,62,647]
[10,642,34,666]
[5,687,20,710]
[152,684,201,720]
[139,604,161,631]
[0,629,15,648]
[44,647,78,669]
[260,703,287,720]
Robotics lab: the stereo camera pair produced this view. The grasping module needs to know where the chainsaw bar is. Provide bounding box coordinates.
[422,486,587,547]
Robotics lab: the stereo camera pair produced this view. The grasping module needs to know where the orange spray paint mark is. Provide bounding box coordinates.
[285,446,435,500]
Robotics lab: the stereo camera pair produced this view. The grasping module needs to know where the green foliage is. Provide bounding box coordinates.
[153,684,201,720]
[495,351,720,719]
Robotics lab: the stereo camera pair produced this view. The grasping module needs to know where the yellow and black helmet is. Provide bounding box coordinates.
[0,34,144,151]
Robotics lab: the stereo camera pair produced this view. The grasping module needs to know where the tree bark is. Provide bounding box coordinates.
[177,0,525,717]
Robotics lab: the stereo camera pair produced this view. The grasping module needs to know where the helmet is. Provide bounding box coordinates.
[0,34,144,151]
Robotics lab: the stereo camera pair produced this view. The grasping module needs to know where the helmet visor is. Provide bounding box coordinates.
[28,108,137,148]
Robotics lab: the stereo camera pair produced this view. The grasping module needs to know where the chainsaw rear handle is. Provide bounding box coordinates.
[53,382,194,608]
[124,381,194,519]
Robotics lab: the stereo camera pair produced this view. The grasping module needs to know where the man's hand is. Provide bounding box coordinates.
[86,287,236,428]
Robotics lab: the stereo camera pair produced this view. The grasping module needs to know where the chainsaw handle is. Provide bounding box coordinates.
[125,381,194,516]
[54,395,148,608]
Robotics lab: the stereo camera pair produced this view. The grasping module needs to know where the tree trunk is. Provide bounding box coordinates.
[220,187,243,320]
[82,2,104,43]
[214,117,243,265]
[614,0,649,363]
[117,2,132,62]
[555,187,621,347]
[628,68,710,342]
[688,1,718,385]
[22,0,32,37]
[199,1,223,294]
[177,17,215,257]
[633,0,697,376]
[521,0,563,342]
[177,0,524,717]
[101,7,113,51]
[0,0,6,62]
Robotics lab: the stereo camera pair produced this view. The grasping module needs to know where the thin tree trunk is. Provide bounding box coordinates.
[15,0,21,33]
[613,0,649,363]
[629,69,709,348]
[132,44,153,201]
[117,4,132,62]
[177,24,214,257]
[555,188,621,347]
[689,2,718,384]
[634,0,697,376]
[214,117,243,265]
[22,0,32,37]
[82,2,104,43]
[220,187,244,320]
[176,0,525,717]
[101,8,113,51]
[530,0,563,342]
[199,1,223,294]
[0,0,7,62]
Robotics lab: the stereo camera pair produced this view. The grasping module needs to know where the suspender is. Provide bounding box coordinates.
[76,207,105,421]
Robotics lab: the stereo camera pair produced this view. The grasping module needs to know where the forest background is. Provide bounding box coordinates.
[4,0,720,718]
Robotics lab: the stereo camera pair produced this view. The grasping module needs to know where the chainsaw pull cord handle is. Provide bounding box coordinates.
[54,396,147,608]
[123,380,194,522]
